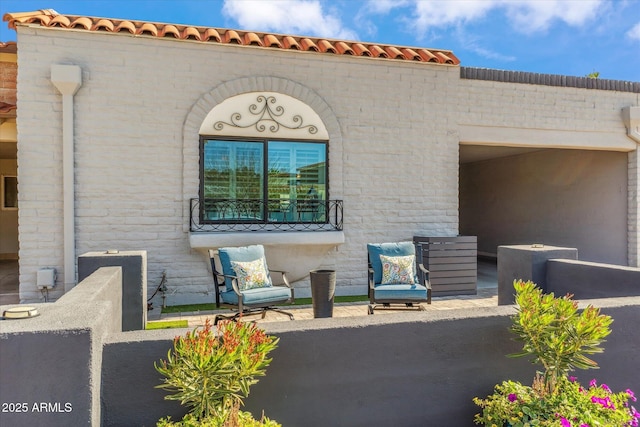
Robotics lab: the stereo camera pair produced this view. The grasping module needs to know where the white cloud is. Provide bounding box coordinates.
[358,0,604,35]
[411,0,498,34]
[362,0,411,15]
[503,0,604,34]
[627,22,640,41]
[222,0,358,40]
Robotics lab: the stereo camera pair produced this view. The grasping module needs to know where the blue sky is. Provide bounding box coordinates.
[1,0,639,81]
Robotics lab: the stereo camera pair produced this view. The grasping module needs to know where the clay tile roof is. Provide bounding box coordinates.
[224,30,242,44]
[401,48,421,61]
[282,36,301,50]
[263,34,281,48]
[334,41,354,55]
[114,20,136,34]
[384,46,404,59]
[368,45,388,58]
[351,43,371,56]
[243,32,262,46]
[201,28,221,42]
[69,16,93,30]
[2,9,461,66]
[317,39,337,53]
[182,26,201,40]
[0,41,17,54]
[93,18,114,32]
[418,49,438,63]
[137,22,158,36]
[159,24,181,38]
[300,38,319,52]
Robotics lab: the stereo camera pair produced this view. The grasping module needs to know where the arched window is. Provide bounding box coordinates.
[198,92,337,230]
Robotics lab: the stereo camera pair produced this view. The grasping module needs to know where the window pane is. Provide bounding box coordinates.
[267,141,326,222]
[203,140,264,220]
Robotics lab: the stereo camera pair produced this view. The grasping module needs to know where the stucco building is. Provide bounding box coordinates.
[2,9,639,305]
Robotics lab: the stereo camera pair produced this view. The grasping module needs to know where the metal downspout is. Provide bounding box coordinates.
[51,64,82,292]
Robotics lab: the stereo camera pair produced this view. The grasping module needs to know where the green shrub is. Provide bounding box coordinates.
[155,319,279,426]
[473,280,638,427]
[156,411,281,427]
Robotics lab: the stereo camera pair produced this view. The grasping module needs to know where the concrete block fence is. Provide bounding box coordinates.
[2,254,639,426]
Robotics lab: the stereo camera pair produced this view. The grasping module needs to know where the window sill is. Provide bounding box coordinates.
[190,230,344,249]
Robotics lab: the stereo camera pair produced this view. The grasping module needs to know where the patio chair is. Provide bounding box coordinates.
[209,245,295,324]
[367,241,432,314]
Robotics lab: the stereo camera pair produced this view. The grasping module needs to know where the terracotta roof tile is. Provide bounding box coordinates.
[384,46,404,59]
[402,48,421,61]
[368,45,388,58]
[300,38,319,52]
[0,41,17,54]
[317,39,337,53]
[182,26,201,40]
[334,41,353,55]
[282,36,300,50]
[243,32,262,46]
[201,28,221,42]
[138,22,158,36]
[2,9,461,66]
[263,34,281,48]
[159,24,180,38]
[224,29,242,44]
[94,18,115,32]
[351,43,372,56]
[418,49,438,63]
[114,20,136,34]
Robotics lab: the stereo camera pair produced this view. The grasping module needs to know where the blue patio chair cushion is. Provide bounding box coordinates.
[367,242,417,285]
[218,245,272,292]
[220,285,292,306]
[373,283,428,301]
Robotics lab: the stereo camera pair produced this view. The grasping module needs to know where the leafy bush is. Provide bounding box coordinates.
[473,280,638,427]
[155,319,279,426]
[156,411,281,427]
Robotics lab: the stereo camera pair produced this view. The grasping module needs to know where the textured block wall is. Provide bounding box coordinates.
[15,28,460,303]
[459,78,638,133]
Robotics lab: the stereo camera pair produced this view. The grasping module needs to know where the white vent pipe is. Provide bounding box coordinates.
[51,64,82,292]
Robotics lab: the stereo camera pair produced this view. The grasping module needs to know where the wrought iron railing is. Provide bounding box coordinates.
[190,198,343,232]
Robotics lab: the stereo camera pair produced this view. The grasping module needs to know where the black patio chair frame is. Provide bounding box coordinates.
[208,248,295,324]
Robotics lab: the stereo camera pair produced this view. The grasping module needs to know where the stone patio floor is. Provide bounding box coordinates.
[148,259,499,327]
[148,285,498,327]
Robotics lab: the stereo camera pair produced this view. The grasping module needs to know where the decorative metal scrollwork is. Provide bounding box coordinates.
[190,198,343,232]
[214,95,318,135]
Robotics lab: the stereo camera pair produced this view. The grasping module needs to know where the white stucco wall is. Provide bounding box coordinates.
[15,28,460,303]
[14,26,639,303]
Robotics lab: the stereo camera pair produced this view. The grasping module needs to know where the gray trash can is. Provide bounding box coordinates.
[310,269,336,318]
